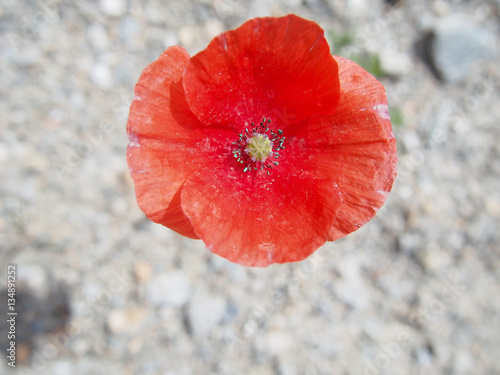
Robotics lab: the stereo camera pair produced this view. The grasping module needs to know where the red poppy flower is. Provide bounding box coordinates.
[127,15,397,267]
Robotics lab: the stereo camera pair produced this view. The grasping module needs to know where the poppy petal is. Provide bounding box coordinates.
[183,14,340,131]
[285,56,397,241]
[127,46,231,238]
[180,166,342,267]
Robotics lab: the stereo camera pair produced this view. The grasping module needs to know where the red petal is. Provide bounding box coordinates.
[127,46,231,238]
[180,166,342,267]
[285,56,397,241]
[183,15,340,131]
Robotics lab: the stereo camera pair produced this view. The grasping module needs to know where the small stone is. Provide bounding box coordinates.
[432,0,451,16]
[178,26,197,49]
[283,0,302,7]
[277,360,298,375]
[213,0,239,17]
[16,343,31,364]
[128,337,143,353]
[71,338,90,357]
[398,232,420,254]
[346,0,370,14]
[432,15,497,82]
[380,50,412,76]
[10,45,42,67]
[22,146,50,171]
[107,308,148,334]
[87,23,109,50]
[453,349,475,374]
[257,330,295,356]
[146,271,191,307]
[420,247,452,272]
[247,366,274,375]
[485,197,500,217]
[99,0,127,17]
[17,263,47,294]
[188,291,226,336]
[0,143,8,163]
[134,261,153,283]
[49,360,75,375]
[120,17,140,40]
[204,20,224,40]
[416,346,433,365]
[333,255,370,310]
[334,278,370,310]
[402,131,421,151]
[90,62,113,89]
[163,30,179,49]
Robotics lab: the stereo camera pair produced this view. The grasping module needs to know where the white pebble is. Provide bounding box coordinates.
[107,308,148,334]
[87,23,109,50]
[188,291,226,336]
[146,271,191,307]
[90,62,113,89]
[99,0,127,17]
[380,50,412,76]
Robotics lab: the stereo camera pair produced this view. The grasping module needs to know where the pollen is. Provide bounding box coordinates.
[231,117,285,174]
[245,133,273,162]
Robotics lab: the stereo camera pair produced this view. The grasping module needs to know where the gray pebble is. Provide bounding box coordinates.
[432,15,497,82]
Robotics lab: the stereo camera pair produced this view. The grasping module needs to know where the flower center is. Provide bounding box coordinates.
[232,117,285,174]
[245,133,273,162]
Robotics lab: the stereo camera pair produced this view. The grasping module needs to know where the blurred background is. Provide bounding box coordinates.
[1,0,499,374]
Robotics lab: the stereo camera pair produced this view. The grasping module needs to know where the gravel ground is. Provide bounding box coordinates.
[1,0,500,374]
